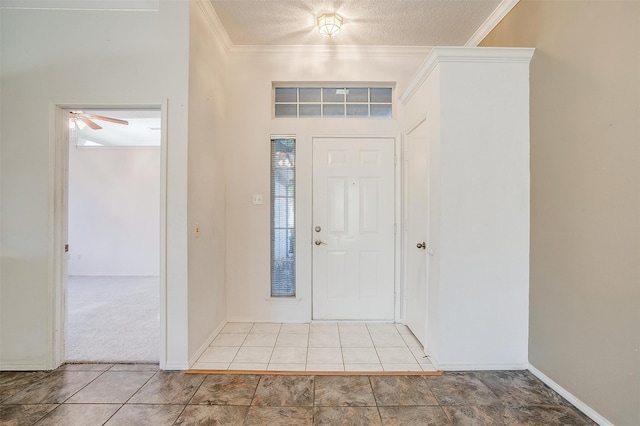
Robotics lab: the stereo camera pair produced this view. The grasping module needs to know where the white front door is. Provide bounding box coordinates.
[312,137,395,320]
[404,120,429,346]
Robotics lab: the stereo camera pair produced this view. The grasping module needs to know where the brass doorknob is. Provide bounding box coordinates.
[314,239,327,246]
[416,242,426,249]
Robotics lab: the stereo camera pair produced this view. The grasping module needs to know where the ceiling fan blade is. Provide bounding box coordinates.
[88,114,129,125]
[80,116,102,130]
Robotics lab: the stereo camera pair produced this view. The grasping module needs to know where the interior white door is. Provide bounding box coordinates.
[312,137,395,320]
[404,120,429,347]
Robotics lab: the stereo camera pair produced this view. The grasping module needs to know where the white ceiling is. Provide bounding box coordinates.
[209,0,503,47]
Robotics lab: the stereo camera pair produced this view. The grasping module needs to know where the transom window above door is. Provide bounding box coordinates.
[274,86,392,119]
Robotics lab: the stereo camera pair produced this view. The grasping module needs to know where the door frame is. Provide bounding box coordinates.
[309,135,402,321]
[48,101,168,369]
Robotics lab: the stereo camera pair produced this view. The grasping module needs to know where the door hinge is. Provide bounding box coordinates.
[64,244,69,253]
[394,224,397,235]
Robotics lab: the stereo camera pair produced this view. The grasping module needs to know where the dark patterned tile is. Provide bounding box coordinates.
[314,406,382,426]
[244,406,313,426]
[370,376,438,406]
[104,404,184,426]
[66,371,154,403]
[0,372,51,402]
[189,374,259,405]
[128,372,205,404]
[503,405,596,425]
[314,376,376,407]
[33,403,120,426]
[379,406,452,426]
[2,371,102,404]
[426,373,500,406]
[442,405,507,425]
[252,376,314,407]
[473,371,569,407]
[0,404,58,426]
[174,405,248,426]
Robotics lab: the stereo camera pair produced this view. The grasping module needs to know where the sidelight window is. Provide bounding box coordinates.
[271,137,296,297]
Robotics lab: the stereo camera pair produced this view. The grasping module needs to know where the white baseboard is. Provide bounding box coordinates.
[0,363,50,371]
[436,361,529,371]
[187,322,226,369]
[528,364,613,426]
[163,362,190,371]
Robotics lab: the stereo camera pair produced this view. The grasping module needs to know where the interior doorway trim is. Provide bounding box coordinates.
[48,100,168,369]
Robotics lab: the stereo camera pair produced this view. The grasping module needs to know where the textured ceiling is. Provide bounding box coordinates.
[209,0,502,46]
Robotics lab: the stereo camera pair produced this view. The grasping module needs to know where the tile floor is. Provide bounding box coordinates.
[192,322,436,372]
[0,364,596,425]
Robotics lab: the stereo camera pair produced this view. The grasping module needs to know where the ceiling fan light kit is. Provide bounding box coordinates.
[69,111,129,131]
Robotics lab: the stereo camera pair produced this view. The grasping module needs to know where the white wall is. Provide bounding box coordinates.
[186,0,229,365]
[225,48,429,322]
[402,47,532,369]
[0,1,190,369]
[68,146,160,276]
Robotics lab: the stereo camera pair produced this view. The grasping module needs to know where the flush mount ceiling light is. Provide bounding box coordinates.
[317,13,343,37]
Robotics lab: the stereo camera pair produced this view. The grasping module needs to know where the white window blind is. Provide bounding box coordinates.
[271,138,296,297]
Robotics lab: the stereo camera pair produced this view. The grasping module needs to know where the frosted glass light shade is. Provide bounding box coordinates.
[317,13,342,37]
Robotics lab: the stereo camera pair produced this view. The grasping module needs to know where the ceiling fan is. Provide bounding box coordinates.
[69,111,129,130]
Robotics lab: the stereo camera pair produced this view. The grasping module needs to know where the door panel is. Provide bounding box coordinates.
[313,137,395,320]
[405,120,429,347]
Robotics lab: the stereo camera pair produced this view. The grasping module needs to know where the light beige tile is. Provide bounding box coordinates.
[382,363,422,372]
[401,333,423,348]
[376,347,416,364]
[338,323,367,333]
[233,346,273,363]
[344,363,383,372]
[228,363,268,371]
[306,363,344,372]
[340,332,374,348]
[267,363,306,371]
[310,323,339,334]
[192,362,230,370]
[370,333,407,348]
[250,323,282,334]
[243,333,278,347]
[421,364,438,372]
[210,333,246,347]
[342,347,380,364]
[198,346,239,363]
[269,347,307,364]
[366,323,398,334]
[307,347,343,364]
[280,323,310,334]
[409,346,431,364]
[308,333,341,348]
[275,333,308,348]
[395,324,412,334]
[221,322,253,334]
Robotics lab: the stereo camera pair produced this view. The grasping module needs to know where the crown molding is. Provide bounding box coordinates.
[195,0,233,53]
[230,44,432,58]
[400,47,534,104]
[465,0,520,46]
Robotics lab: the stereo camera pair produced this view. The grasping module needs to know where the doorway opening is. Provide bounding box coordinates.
[65,108,162,363]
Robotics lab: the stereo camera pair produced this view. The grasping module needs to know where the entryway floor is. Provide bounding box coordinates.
[192,322,435,372]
